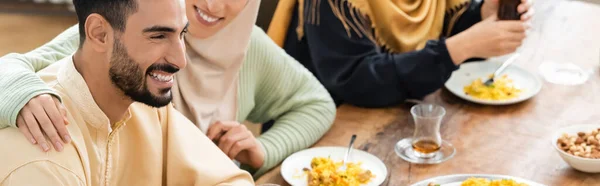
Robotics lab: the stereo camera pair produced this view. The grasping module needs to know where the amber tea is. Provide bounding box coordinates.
[412,139,441,154]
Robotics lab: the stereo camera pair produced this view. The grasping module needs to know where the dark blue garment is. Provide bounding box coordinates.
[282,0,484,108]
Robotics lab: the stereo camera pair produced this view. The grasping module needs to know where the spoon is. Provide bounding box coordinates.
[484,53,520,86]
[340,134,357,171]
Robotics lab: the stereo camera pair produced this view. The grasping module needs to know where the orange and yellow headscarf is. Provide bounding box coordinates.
[268,0,470,53]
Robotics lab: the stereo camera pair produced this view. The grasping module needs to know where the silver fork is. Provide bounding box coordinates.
[484,53,521,86]
[340,134,357,171]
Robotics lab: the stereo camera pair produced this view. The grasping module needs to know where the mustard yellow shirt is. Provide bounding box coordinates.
[0,57,254,186]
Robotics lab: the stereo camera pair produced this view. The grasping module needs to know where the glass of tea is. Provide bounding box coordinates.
[395,104,456,164]
[410,104,445,158]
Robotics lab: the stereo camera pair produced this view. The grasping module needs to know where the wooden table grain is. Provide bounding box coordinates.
[256,0,600,185]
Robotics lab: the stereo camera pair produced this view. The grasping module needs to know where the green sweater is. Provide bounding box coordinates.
[0,25,336,178]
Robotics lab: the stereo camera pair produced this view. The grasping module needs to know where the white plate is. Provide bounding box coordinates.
[411,174,546,186]
[280,147,387,186]
[444,60,542,105]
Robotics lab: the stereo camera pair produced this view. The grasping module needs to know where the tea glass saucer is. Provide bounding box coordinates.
[395,138,456,164]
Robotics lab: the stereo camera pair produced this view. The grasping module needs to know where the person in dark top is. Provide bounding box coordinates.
[267,0,532,107]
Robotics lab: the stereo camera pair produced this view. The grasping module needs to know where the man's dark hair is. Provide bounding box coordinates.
[73,0,139,45]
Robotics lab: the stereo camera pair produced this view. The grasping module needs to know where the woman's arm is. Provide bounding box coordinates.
[244,26,336,177]
[0,25,79,127]
[299,1,459,107]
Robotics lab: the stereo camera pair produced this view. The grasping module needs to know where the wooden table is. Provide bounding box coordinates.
[257,0,600,185]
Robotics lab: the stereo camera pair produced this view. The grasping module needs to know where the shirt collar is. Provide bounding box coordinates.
[56,56,132,129]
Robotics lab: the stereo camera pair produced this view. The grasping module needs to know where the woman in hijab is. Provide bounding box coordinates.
[0,0,335,177]
[268,0,533,107]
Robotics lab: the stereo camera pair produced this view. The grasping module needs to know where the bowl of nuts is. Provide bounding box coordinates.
[553,124,600,173]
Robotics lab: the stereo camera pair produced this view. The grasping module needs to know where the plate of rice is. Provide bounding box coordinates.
[280,147,387,186]
[444,59,542,105]
[411,174,546,186]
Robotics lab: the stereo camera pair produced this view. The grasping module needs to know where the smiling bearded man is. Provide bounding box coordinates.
[0,0,253,185]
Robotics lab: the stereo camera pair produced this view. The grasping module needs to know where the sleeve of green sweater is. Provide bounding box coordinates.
[0,25,80,128]
[243,26,336,177]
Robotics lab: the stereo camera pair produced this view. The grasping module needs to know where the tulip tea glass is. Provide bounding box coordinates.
[395,104,456,164]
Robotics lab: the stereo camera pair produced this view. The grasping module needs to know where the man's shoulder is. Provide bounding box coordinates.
[0,127,85,183]
[37,58,69,87]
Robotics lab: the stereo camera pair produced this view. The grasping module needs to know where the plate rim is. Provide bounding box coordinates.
[444,61,543,105]
[279,146,388,186]
[410,174,547,186]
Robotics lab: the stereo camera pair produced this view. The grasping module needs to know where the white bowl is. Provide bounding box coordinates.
[552,124,600,173]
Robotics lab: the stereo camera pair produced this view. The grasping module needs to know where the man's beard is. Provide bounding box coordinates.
[108,39,178,108]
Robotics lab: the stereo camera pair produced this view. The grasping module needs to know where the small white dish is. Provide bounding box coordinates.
[445,60,542,105]
[552,124,600,173]
[538,62,592,85]
[280,146,387,186]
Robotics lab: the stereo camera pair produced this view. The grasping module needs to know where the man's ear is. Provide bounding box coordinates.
[84,14,112,52]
